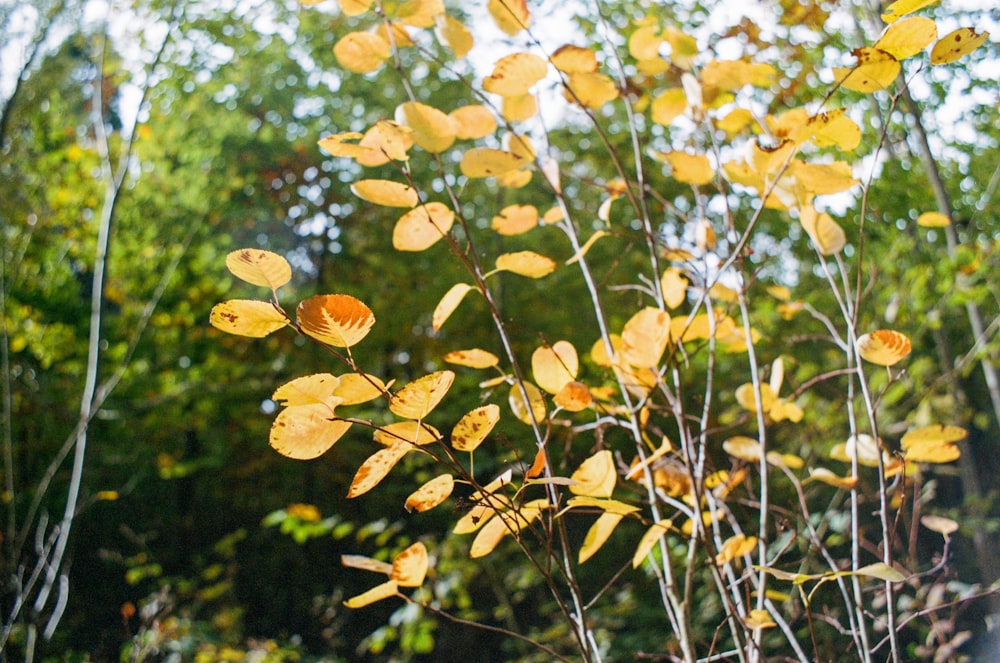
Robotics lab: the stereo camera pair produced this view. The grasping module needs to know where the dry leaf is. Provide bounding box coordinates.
[451,404,501,452]
[391,542,429,586]
[405,474,455,512]
[857,329,911,366]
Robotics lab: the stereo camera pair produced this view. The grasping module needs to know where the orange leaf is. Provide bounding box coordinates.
[393,202,455,251]
[525,448,547,479]
[451,404,501,452]
[297,294,375,348]
[554,381,592,412]
[406,474,455,512]
[391,542,429,586]
[225,249,292,290]
[389,370,455,419]
[348,441,410,497]
[552,44,598,73]
[857,329,911,366]
[210,300,288,338]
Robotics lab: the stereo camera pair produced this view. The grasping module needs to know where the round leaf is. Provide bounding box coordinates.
[210,300,288,338]
[483,52,547,97]
[495,251,557,278]
[393,202,455,251]
[621,307,671,368]
[351,179,419,208]
[270,404,352,460]
[225,249,292,290]
[452,404,501,452]
[405,474,455,513]
[297,294,376,348]
[931,28,989,65]
[857,329,911,366]
[460,147,526,178]
[389,370,455,419]
[334,31,390,74]
[532,341,578,394]
[449,104,496,139]
[487,0,530,35]
[395,101,457,153]
[492,204,538,235]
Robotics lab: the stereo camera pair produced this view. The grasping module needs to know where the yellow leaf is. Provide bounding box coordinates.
[921,515,959,537]
[902,424,967,446]
[563,72,619,109]
[397,0,443,28]
[579,512,625,563]
[715,533,757,565]
[337,0,374,16]
[495,251,557,278]
[358,120,413,165]
[497,94,535,123]
[621,307,671,368]
[504,132,536,162]
[931,28,989,65]
[333,31,390,74]
[225,249,292,290]
[723,435,763,463]
[460,147,526,178]
[432,283,475,331]
[374,21,415,48]
[552,44,598,73]
[569,450,616,498]
[807,467,859,490]
[469,504,541,557]
[633,521,672,568]
[788,160,858,196]
[451,404,501,452]
[554,381,592,412]
[453,497,505,534]
[834,48,900,92]
[393,202,455,252]
[745,609,777,629]
[391,542,429,586]
[297,294,375,348]
[830,434,886,468]
[651,88,687,125]
[333,373,387,405]
[701,59,776,91]
[442,348,499,369]
[917,211,950,227]
[566,496,639,515]
[483,52,548,97]
[270,404,352,460]
[272,374,341,408]
[351,179,419,208]
[565,230,608,265]
[492,204,538,235]
[395,101,457,153]
[856,562,906,582]
[449,105,496,140]
[902,425,965,464]
[662,152,714,186]
[389,370,455,419]
[348,441,410,497]
[496,168,532,188]
[344,579,398,608]
[508,381,547,425]
[857,329,911,366]
[435,14,473,58]
[874,16,937,60]
[749,139,796,178]
[664,27,699,69]
[406,474,454,512]
[881,0,939,23]
[487,0,530,35]
[800,205,847,255]
[716,107,754,135]
[373,421,441,446]
[532,341,579,394]
[798,109,862,151]
[341,553,394,575]
[210,300,288,338]
[629,25,663,60]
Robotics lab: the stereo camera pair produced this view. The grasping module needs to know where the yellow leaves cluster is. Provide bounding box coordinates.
[342,542,428,608]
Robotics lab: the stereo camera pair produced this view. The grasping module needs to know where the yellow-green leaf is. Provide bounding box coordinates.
[931,27,989,65]
[225,249,292,290]
[297,294,376,348]
[210,300,288,338]
[390,370,455,419]
[452,404,501,452]
[856,562,906,583]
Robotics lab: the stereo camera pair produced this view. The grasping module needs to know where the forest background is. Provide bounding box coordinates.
[1,0,999,661]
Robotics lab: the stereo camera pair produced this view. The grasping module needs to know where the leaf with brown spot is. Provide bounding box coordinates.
[483,52,547,97]
[210,300,288,338]
[554,381,592,412]
[405,474,454,512]
[389,370,455,419]
[391,542,429,586]
[443,348,499,368]
[225,249,292,290]
[452,404,501,452]
[348,441,410,497]
[931,27,989,65]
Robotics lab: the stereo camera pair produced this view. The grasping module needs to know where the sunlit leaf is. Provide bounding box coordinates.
[333,373,387,405]
[225,249,292,290]
[565,230,608,265]
[917,211,950,227]
[210,300,288,338]
[921,515,959,537]
[496,168,532,188]
[395,101,457,153]
[661,268,689,309]
[902,425,964,463]
[579,512,625,563]
[715,533,757,565]
[660,152,714,186]
[272,374,341,408]
[501,93,537,122]
[341,555,393,575]
[716,107,753,136]
[487,0,530,35]
[373,421,440,446]
[745,609,777,629]
[800,205,846,255]
[563,72,619,109]
[874,17,937,60]
[351,179,419,208]
[297,294,376,348]
[391,542,429,586]
[469,504,542,557]
[621,307,671,368]
[830,434,886,468]
[405,474,454,513]
[393,202,455,251]
[633,521,672,568]
[554,381,592,412]
[483,52,547,97]
[629,25,663,60]
[443,348,499,369]
[337,0,375,17]
[833,48,900,92]
[374,21,415,48]
[359,120,413,165]
[532,341,578,395]
[881,0,939,23]
[902,424,967,446]
[857,329,911,366]
[397,0,443,28]
[651,88,687,125]
[334,31,390,74]
[453,496,506,534]
[495,251,557,278]
[389,370,455,419]
[749,139,796,177]
[787,160,858,196]
[449,105,496,139]
[492,204,538,235]
[802,109,861,150]
[931,28,989,65]
[552,44,598,73]
[508,381,547,425]
[807,467,859,489]
[702,59,776,91]
[723,436,763,463]
[344,579,398,608]
[270,404,352,460]
[435,14,473,58]
[348,441,410,497]
[460,147,526,178]
[569,450,616,498]
[432,283,475,332]
[452,404,501,452]
[856,562,906,582]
